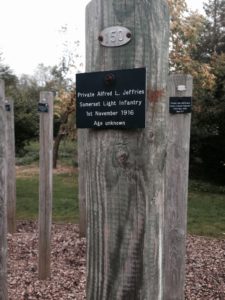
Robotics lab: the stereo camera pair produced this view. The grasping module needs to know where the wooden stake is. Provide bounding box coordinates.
[164,74,193,299]
[38,92,53,280]
[0,80,8,299]
[5,98,16,234]
[78,129,87,237]
[81,1,170,299]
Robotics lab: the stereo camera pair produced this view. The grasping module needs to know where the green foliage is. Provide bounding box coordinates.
[203,0,225,55]
[190,52,225,182]
[16,141,39,165]
[0,64,17,89]
[189,179,225,194]
[16,139,76,167]
[13,89,39,154]
[57,138,77,166]
[168,0,225,183]
[0,61,40,154]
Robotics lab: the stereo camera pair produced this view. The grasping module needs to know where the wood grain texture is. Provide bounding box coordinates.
[38,92,53,280]
[5,98,16,234]
[164,74,193,300]
[82,1,170,299]
[0,80,8,299]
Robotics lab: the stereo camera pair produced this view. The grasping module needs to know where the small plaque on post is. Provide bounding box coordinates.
[5,103,11,112]
[38,102,49,113]
[76,68,146,129]
[99,26,132,47]
[169,97,192,114]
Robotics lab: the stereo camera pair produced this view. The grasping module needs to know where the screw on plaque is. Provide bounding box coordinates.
[126,32,132,39]
[104,73,115,86]
[98,35,103,42]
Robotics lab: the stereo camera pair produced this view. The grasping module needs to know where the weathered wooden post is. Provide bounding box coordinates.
[164,74,193,300]
[38,92,53,280]
[0,80,8,299]
[77,0,170,298]
[5,98,16,234]
[78,134,87,237]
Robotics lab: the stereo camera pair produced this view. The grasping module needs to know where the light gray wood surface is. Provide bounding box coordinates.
[81,0,170,299]
[5,98,16,234]
[0,80,8,299]
[38,92,53,280]
[164,74,193,300]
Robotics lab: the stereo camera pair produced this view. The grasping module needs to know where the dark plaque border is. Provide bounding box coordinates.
[38,103,49,113]
[169,97,192,114]
[5,104,11,112]
[76,68,146,129]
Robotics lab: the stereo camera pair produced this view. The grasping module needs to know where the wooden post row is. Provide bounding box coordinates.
[38,92,53,280]
[80,0,170,299]
[5,98,16,234]
[164,74,193,300]
[0,80,8,299]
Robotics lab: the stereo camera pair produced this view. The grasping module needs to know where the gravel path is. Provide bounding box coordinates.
[185,235,225,299]
[7,222,225,300]
[8,222,86,300]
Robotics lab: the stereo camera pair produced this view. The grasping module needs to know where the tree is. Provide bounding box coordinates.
[196,53,225,182]
[203,0,225,55]
[27,57,77,168]
[168,0,225,182]
[53,90,75,168]
[12,75,40,154]
[168,0,215,90]
[184,0,225,182]
[0,60,39,154]
[0,58,18,93]
[50,25,81,168]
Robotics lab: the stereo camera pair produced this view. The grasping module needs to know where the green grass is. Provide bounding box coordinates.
[52,173,79,222]
[16,172,78,223]
[16,139,225,237]
[16,174,225,236]
[16,139,78,223]
[188,180,225,238]
[16,176,39,219]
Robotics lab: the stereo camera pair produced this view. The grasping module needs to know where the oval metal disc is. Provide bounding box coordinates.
[99,26,131,47]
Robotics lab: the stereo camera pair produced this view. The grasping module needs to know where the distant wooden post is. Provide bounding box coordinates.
[38,92,53,280]
[5,98,16,234]
[78,131,87,237]
[79,1,170,299]
[164,74,193,299]
[0,80,8,299]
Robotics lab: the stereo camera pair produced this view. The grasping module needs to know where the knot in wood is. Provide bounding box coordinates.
[149,131,154,142]
[116,150,129,166]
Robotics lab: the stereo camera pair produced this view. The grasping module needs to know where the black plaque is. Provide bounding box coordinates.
[5,104,11,112]
[38,102,49,113]
[169,97,192,114]
[76,68,146,129]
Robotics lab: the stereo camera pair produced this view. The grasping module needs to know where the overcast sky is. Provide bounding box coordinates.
[0,0,204,76]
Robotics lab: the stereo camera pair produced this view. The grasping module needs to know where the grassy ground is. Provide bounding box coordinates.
[188,180,225,238]
[16,169,78,223]
[16,140,225,237]
[16,139,78,223]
